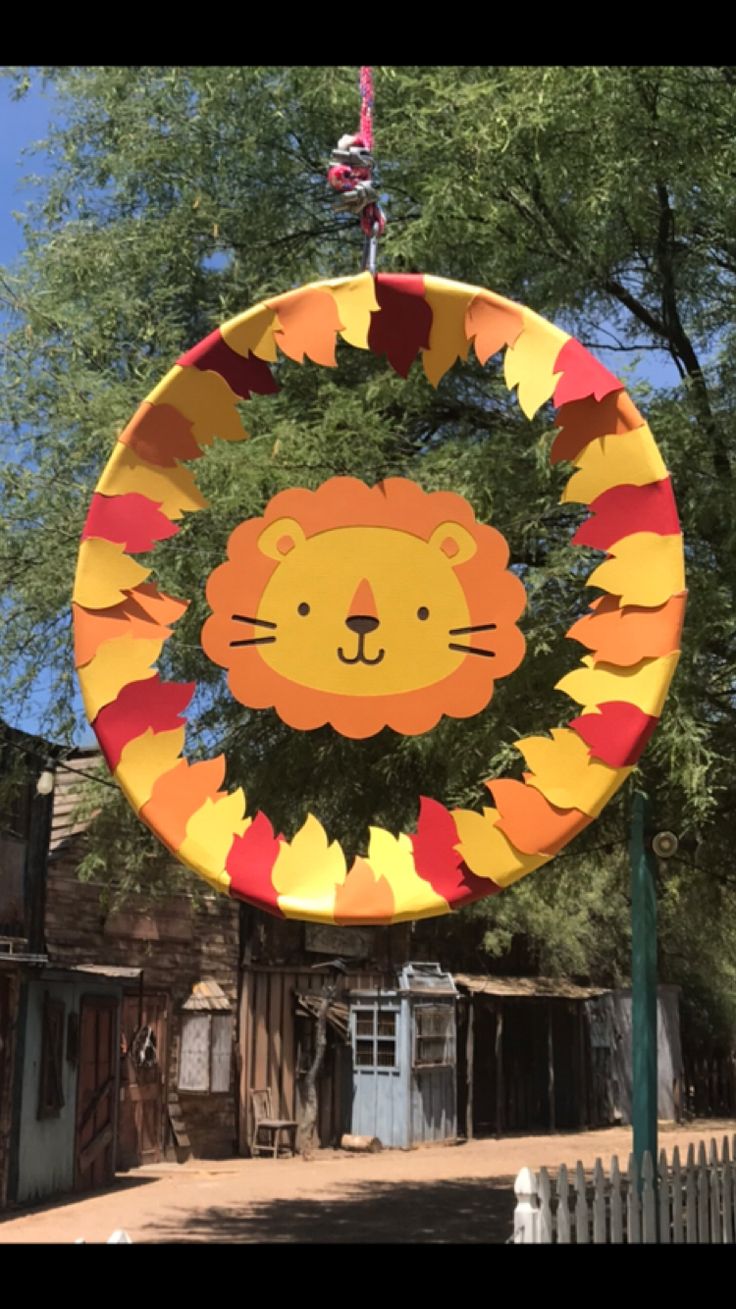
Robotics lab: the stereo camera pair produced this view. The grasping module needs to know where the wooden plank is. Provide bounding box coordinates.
[575,1161,588,1244]
[578,1004,589,1128]
[341,1134,382,1152]
[722,1137,733,1245]
[79,1074,114,1131]
[513,1167,539,1245]
[78,1123,114,1173]
[465,997,474,1141]
[730,1157,736,1244]
[556,1164,571,1244]
[253,970,269,1094]
[642,1151,657,1244]
[494,1004,504,1138]
[281,971,296,1122]
[697,1141,710,1243]
[685,1144,697,1243]
[610,1154,623,1244]
[75,998,117,1193]
[592,1158,606,1243]
[269,973,283,1115]
[238,971,254,1155]
[331,1036,342,1146]
[728,1141,733,1240]
[671,1145,683,1244]
[151,992,168,1164]
[167,1112,191,1150]
[709,1138,722,1244]
[94,1005,112,1188]
[659,1148,670,1244]
[547,1002,556,1133]
[538,1167,553,1243]
[627,1153,641,1244]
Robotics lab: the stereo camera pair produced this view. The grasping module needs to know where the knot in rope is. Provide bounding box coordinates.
[327,68,386,246]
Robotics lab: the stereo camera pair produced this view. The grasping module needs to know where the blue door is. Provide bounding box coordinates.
[350,1001,406,1147]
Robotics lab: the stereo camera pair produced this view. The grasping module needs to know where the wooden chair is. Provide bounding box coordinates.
[250,1088,298,1159]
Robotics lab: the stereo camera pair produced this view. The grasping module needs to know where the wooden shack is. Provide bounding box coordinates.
[11,963,128,1205]
[454,974,684,1136]
[348,963,458,1148]
[45,748,242,1165]
[1,721,56,1209]
[238,912,411,1152]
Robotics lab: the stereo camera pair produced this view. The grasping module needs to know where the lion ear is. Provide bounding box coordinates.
[258,517,306,560]
[428,521,477,566]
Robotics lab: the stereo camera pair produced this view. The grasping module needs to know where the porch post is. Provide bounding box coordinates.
[629,790,658,1176]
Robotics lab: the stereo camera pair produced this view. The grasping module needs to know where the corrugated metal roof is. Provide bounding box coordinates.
[182,979,231,1011]
[74,964,143,980]
[399,962,457,995]
[48,749,102,854]
[452,974,609,1001]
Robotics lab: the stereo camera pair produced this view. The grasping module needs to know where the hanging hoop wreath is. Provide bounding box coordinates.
[72,273,686,924]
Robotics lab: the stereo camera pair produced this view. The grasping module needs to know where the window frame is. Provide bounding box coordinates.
[178,1011,233,1094]
[351,1004,399,1072]
[412,1003,455,1069]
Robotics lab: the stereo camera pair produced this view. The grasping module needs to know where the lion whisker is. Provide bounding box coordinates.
[229,636,277,648]
[448,623,497,635]
[448,642,495,658]
[231,614,277,629]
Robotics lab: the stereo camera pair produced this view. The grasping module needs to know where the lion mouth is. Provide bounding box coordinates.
[337,640,385,667]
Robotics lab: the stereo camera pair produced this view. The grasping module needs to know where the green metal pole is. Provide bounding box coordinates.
[629,790,658,1174]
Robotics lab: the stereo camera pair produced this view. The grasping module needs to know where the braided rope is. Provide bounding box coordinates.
[327,67,385,245]
[359,65,374,152]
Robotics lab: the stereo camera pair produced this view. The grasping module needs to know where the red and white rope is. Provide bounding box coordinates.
[327,66,385,244]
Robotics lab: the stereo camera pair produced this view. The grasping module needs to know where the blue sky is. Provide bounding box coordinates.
[0,77,56,266]
[1,77,76,742]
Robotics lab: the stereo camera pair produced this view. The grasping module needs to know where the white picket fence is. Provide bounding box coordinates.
[513,1136,736,1244]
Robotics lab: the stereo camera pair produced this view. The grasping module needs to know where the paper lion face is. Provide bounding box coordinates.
[201,477,526,739]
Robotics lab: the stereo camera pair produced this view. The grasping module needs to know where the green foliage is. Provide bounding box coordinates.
[2,67,736,1045]
[72,761,194,911]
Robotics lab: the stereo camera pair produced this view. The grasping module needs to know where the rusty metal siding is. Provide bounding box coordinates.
[15,975,122,1206]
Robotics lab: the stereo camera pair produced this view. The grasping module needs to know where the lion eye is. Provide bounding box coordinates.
[297,602,310,617]
[417,607,429,621]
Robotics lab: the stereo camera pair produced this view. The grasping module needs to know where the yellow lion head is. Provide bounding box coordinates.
[201,478,526,739]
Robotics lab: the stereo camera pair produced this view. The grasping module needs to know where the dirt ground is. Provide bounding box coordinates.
[1,1120,734,1244]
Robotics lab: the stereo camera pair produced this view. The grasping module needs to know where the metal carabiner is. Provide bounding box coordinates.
[333,180,380,215]
[329,145,374,170]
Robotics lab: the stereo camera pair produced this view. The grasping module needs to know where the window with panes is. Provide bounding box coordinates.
[352,1005,398,1069]
[413,1004,454,1067]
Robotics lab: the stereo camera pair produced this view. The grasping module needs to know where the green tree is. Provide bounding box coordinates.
[2,67,735,1044]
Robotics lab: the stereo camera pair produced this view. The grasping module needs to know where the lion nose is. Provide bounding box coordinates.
[346,579,379,635]
[346,614,379,635]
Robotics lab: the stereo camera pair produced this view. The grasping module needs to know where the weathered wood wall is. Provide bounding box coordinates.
[239,966,389,1152]
[46,847,240,1159]
[0,969,20,1207]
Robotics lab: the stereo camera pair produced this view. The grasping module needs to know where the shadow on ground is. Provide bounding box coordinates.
[0,1173,157,1227]
[143,1175,516,1244]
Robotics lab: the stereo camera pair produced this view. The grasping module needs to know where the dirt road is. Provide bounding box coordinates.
[1,1120,733,1243]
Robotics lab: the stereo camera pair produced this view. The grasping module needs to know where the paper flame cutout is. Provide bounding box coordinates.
[72,273,685,924]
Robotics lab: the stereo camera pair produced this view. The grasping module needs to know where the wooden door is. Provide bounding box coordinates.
[118,993,168,1168]
[75,997,118,1192]
[350,1001,404,1146]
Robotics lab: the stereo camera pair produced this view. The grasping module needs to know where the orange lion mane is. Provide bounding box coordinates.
[202,477,526,738]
